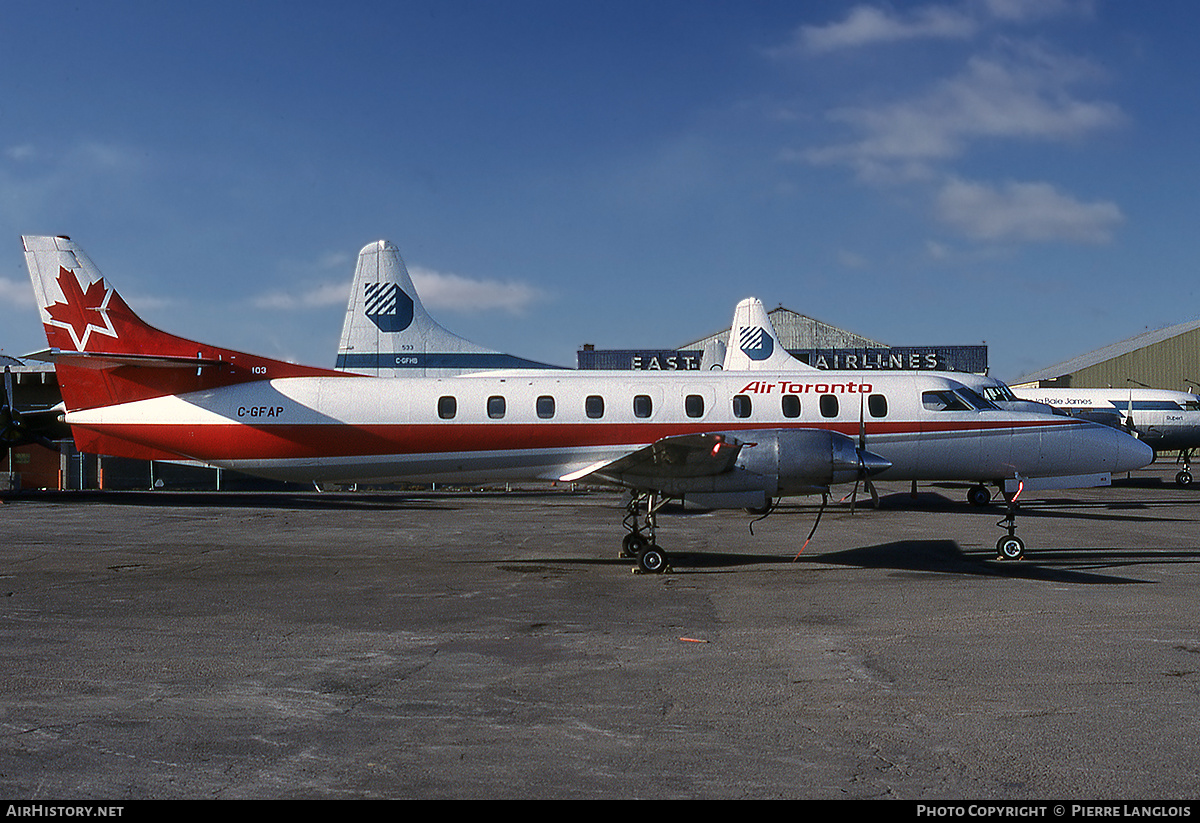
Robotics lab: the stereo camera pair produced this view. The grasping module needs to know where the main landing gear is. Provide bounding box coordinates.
[967,484,993,507]
[622,490,670,574]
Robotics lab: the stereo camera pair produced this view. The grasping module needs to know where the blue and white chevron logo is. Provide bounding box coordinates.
[738,326,774,361]
[364,283,414,332]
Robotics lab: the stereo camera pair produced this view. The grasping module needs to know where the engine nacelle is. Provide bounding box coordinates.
[625,429,889,506]
[733,428,882,496]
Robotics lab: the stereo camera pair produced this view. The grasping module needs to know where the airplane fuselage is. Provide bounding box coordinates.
[64,370,1152,489]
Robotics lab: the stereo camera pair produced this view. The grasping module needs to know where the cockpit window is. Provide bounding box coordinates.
[922,390,971,412]
[955,388,998,410]
[980,384,1018,402]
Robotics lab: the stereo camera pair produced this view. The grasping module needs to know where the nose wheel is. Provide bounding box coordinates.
[996,533,1026,560]
[995,488,1025,560]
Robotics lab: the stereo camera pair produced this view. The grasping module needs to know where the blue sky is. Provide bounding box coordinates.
[2,0,1199,382]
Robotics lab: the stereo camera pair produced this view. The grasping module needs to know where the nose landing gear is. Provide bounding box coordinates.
[995,481,1025,560]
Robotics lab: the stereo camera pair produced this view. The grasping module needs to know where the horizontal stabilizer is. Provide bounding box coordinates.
[24,348,228,371]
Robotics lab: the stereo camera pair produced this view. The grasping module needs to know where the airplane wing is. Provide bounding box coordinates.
[558,432,744,486]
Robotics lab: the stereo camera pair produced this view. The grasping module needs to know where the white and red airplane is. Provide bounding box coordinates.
[22,235,1153,570]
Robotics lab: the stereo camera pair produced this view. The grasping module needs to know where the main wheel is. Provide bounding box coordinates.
[967,485,992,507]
[996,535,1025,560]
[622,533,647,559]
[1176,470,1193,487]
[745,497,773,516]
[636,544,667,574]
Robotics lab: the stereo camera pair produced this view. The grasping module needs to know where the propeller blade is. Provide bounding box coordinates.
[1,366,61,451]
[853,392,881,508]
[866,475,880,508]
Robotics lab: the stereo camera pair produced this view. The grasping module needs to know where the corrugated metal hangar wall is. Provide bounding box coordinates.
[1016,318,1200,392]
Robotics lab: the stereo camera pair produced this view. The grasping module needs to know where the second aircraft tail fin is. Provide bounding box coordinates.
[335,240,559,376]
[722,298,816,372]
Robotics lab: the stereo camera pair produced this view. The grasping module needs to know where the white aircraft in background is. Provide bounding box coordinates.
[1010,386,1200,486]
[336,240,560,377]
[22,235,1152,569]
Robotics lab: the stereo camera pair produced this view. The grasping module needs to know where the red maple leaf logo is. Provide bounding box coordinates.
[44,266,118,350]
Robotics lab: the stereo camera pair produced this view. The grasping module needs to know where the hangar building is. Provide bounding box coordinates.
[578,306,989,374]
[1015,317,1200,392]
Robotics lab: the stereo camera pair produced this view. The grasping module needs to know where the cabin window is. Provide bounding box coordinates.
[781,395,801,418]
[488,395,506,419]
[438,396,457,420]
[685,394,705,418]
[868,394,888,418]
[537,396,555,419]
[733,394,751,419]
[585,395,605,419]
[819,394,839,418]
[922,391,970,412]
[633,395,653,418]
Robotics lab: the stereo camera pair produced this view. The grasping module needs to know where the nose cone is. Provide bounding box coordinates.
[1083,422,1155,474]
[1118,432,1156,473]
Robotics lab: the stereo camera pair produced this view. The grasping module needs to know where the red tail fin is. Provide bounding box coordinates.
[22,235,347,413]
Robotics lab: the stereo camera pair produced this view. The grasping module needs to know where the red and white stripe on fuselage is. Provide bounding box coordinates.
[62,370,1151,486]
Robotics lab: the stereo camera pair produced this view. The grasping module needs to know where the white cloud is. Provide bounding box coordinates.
[773,0,1092,56]
[410,266,546,315]
[777,4,977,56]
[0,277,35,307]
[925,240,953,261]
[806,45,1122,180]
[0,139,150,226]
[251,281,347,310]
[250,267,546,315]
[836,250,870,269]
[935,178,1123,243]
[981,0,1091,23]
[4,144,38,162]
